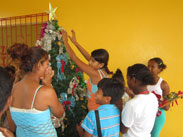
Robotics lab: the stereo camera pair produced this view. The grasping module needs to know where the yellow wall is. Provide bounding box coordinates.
[1,0,183,136]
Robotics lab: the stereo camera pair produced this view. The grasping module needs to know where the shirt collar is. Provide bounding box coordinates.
[97,104,116,110]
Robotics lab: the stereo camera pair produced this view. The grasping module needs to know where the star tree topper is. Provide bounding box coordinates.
[47,3,57,21]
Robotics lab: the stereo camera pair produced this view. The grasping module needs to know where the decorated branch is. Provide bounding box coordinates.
[160,91,183,108]
[152,91,183,116]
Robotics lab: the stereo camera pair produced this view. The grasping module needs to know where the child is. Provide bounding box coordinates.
[62,30,111,110]
[121,64,158,137]
[0,67,14,137]
[77,71,125,137]
[147,57,170,137]
[9,47,64,137]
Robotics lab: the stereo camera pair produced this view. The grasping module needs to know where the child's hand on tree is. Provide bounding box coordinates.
[40,66,54,87]
[68,30,78,44]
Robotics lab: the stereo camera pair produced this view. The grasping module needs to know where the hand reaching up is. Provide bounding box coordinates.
[68,30,78,44]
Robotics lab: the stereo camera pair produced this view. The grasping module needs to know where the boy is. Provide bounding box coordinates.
[77,78,124,137]
[0,66,14,137]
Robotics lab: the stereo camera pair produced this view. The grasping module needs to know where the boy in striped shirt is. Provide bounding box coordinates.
[77,77,124,137]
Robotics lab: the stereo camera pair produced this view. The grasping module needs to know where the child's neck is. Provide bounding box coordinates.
[153,75,160,83]
[134,86,149,95]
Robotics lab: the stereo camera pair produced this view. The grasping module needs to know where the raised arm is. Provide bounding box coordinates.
[62,30,98,79]
[68,30,91,61]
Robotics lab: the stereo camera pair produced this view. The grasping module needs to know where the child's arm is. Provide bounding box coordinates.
[62,30,99,79]
[76,124,92,137]
[83,131,92,137]
[161,80,170,111]
[120,121,129,134]
[68,30,91,61]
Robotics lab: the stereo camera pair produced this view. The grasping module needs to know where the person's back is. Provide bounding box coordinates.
[9,47,64,137]
[82,104,120,137]
[121,64,158,137]
[10,82,56,136]
[122,93,158,137]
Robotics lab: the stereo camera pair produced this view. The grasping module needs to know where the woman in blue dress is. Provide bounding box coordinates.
[9,47,64,137]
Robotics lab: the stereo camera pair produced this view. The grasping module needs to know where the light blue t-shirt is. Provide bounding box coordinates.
[81,104,120,137]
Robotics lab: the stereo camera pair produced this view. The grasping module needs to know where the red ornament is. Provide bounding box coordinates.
[75,68,80,72]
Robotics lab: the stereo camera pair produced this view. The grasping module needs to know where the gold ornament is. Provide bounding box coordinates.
[46,3,57,21]
[57,41,62,46]
[71,65,74,70]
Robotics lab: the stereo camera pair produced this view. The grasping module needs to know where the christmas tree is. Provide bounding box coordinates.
[35,3,88,137]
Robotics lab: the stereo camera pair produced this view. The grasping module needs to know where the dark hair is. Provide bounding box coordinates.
[91,49,112,74]
[4,65,16,75]
[20,47,48,73]
[127,64,155,86]
[7,43,28,60]
[0,67,13,111]
[98,78,125,104]
[112,69,125,85]
[149,57,166,71]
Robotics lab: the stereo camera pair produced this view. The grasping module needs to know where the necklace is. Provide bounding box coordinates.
[139,91,150,94]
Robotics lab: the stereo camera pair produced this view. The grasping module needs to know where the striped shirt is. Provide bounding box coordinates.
[81,104,120,137]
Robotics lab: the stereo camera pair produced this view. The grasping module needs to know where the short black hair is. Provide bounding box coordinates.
[112,69,125,85]
[0,67,13,111]
[127,64,155,86]
[98,78,125,104]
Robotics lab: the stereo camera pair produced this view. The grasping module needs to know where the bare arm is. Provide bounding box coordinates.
[62,30,99,79]
[44,87,64,118]
[68,30,91,61]
[120,121,129,134]
[161,80,170,111]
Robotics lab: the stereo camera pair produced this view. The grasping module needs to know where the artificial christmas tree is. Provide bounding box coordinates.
[35,4,88,137]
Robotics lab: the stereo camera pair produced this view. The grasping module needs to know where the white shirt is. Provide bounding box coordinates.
[122,93,158,137]
[147,78,163,96]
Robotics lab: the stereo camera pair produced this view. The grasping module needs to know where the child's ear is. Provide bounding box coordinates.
[99,63,104,69]
[105,96,111,103]
[132,77,136,83]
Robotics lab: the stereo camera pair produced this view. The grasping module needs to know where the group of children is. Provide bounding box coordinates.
[62,30,170,137]
[0,29,170,137]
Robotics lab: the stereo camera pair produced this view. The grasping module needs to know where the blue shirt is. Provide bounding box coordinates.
[81,104,120,137]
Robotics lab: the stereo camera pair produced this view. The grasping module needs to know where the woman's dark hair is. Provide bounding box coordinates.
[91,49,112,74]
[0,67,13,111]
[20,47,48,73]
[149,57,166,71]
[127,64,155,86]
[98,78,125,104]
[112,69,125,85]
[7,43,28,60]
